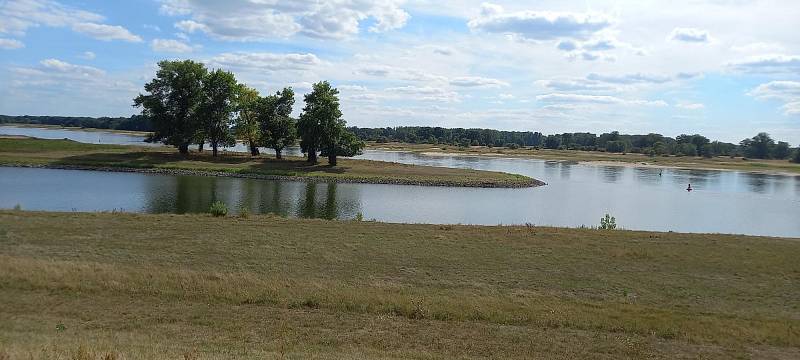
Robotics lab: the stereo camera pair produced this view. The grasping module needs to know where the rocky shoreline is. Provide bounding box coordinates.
[2,163,546,188]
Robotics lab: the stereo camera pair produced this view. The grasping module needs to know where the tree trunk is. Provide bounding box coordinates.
[179,143,189,155]
[198,143,204,152]
[275,148,282,159]
[212,142,219,157]
[249,142,259,156]
[328,154,337,166]
[307,148,317,163]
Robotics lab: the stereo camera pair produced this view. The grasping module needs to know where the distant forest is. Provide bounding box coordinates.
[2,114,798,162]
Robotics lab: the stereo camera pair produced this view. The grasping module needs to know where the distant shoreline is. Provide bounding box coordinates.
[368,142,800,177]
[0,123,151,136]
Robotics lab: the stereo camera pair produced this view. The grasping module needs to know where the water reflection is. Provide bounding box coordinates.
[139,173,361,220]
[599,166,623,183]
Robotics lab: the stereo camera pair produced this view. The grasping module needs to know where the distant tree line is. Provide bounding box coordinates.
[0,114,153,132]
[132,59,363,164]
[350,127,799,162]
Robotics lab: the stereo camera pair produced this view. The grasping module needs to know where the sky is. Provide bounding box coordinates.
[0,0,799,144]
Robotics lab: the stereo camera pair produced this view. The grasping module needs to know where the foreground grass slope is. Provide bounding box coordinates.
[369,142,800,175]
[0,211,798,359]
[0,138,538,187]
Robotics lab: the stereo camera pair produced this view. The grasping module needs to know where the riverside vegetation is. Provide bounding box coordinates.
[0,210,798,359]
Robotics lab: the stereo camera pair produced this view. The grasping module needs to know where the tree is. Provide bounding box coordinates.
[605,140,627,153]
[793,148,800,164]
[298,81,344,164]
[320,130,365,162]
[259,87,297,159]
[740,132,775,159]
[199,69,238,156]
[234,85,261,156]
[543,135,562,149]
[772,141,791,159]
[676,143,697,156]
[133,60,207,154]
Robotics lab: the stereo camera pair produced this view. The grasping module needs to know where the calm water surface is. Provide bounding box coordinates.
[2,126,799,237]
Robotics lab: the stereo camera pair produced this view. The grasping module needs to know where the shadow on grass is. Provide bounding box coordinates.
[54,150,348,175]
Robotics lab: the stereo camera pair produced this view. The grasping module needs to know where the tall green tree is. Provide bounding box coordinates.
[772,141,791,159]
[199,69,238,157]
[740,132,775,159]
[298,81,342,164]
[234,85,261,156]
[259,87,296,159]
[133,60,207,154]
[793,148,800,164]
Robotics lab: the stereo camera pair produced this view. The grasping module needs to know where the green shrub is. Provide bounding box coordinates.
[600,214,617,230]
[209,201,228,217]
[12,204,21,211]
[238,206,250,218]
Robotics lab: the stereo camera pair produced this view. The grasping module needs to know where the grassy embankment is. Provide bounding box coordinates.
[0,210,798,359]
[368,142,800,175]
[0,137,539,188]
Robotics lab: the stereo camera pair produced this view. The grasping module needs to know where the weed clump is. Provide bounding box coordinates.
[209,201,228,217]
[600,214,617,230]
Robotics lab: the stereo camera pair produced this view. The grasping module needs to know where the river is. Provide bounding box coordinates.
[2,125,798,237]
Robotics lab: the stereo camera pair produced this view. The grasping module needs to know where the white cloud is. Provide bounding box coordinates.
[151,38,195,53]
[676,103,705,110]
[669,27,712,43]
[730,42,785,53]
[1,1,141,43]
[79,51,95,60]
[71,22,142,42]
[535,78,616,92]
[0,38,24,49]
[174,20,207,33]
[5,58,139,116]
[0,0,103,36]
[39,58,105,77]
[468,3,612,41]
[385,85,460,102]
[749,81,800,116]
[728,54,800,74]
[536,93,668,107]
[587,73,671,84]
[159,0,409,41]
[207,52,322,72]
[338,85,368,91]
[354,64,447,83]
[450,76,509,87]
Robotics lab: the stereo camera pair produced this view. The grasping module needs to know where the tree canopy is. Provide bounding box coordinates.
[133,59,207,154]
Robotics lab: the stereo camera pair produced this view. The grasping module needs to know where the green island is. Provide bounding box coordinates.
[367,141,800,175]
[1,210,798,359]
[0,137,541,188]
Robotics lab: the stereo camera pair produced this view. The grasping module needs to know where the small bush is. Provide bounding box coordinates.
[12,204,21,211]
[600,214,617,230]
[238,206,250,218]
[355,212,364,221]
[209,201,228,217]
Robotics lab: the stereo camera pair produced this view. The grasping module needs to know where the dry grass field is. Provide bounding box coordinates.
[0,210,798,359]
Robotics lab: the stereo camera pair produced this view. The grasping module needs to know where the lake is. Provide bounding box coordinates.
[2,125,799,237]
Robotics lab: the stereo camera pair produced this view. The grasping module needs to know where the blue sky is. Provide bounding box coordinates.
[1,0,798,144]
